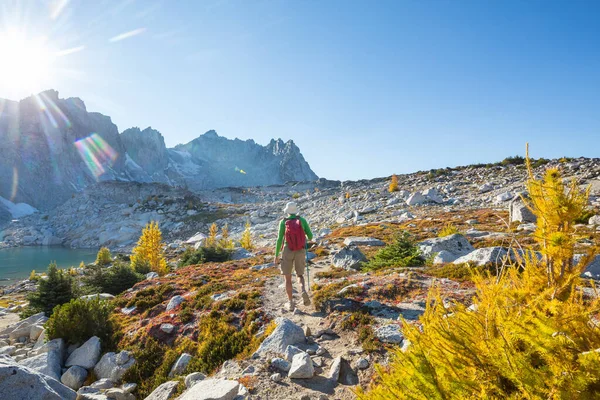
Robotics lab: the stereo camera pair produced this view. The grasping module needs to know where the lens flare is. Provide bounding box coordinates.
[10,167,18,202]
[74,133,118,178]
[109,28,146,42]
[235,167,247,175]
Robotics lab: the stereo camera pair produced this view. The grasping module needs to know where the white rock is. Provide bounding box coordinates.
[288,352,314,379]
[406,192,428,206]
[161,324,175,334]
[61,365,88,390]
[30,325,44,341]
[254,318,305,356]
[20,338,65,381]
[91,378,115,389]
[270,357,291,372]
[270,373,283,382]
[374,325,403,344]
[496,192,514,203]
[145,380,179,400]
[0,345,16,356]
[418,234,474,264]
[330,246,367,271]
[166,295,185,311]
[0,354,76,400]
[356,357,369,369]
[178,378,240,400]
[185,372,206,388]
[284,345,304,362]
[168,353,192,377]
[66,336,101,369]
[343,237,385,247]
[146,272,159,280]
[589,215,600,225]
[94,351,135,382]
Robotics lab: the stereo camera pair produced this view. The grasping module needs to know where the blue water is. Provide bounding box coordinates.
[0,247,97,285]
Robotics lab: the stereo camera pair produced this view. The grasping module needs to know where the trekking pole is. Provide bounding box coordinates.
[305,242,310,292]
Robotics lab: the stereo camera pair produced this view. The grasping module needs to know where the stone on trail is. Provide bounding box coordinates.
[178,378,240,400]
[144,380,179,400]
[328,356,359,385]
[288,352,314,379]
[417,234,474,264]
[271,357,291,372]
[331,246,367,270]
[66,335,101,369]
[343,237,385,246]
[356,357,369,370]
[374,324,404,344]
[94,350,136,382]
[61,365,88,390]
[168,352,192,377]
[270,372,283,382]
[284,345,304,362]
[185,372,206,388]
[0,354,77,400]
[254,317,305,356]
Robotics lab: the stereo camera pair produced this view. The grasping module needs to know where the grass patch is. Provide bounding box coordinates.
[438,223,460,237]
[315,267,355,280]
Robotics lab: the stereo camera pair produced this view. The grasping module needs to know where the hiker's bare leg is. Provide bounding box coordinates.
[297,275,306,293]
[284,274,293,302]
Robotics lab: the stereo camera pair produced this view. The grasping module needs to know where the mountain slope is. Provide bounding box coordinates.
[0,91,318,210]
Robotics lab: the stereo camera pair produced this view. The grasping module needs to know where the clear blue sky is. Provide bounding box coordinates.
[1,0,599,180]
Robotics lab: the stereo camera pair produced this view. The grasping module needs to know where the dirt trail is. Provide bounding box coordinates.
[253,260,362,400]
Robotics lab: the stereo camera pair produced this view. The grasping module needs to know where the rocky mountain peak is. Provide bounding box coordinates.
[0,91,318,210]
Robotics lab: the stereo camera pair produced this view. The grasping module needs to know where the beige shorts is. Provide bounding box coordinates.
[280,245,306,276]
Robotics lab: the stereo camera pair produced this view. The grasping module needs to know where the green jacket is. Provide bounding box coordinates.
[275,214,313,257]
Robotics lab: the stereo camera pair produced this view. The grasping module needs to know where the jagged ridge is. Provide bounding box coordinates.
[0,90,318,210]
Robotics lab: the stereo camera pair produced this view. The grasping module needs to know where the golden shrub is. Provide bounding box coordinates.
[389,174,399,192]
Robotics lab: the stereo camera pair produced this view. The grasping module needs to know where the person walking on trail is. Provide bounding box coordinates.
[274,201,313,311]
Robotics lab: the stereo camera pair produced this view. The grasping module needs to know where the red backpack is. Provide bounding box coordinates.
[285,217,306,251]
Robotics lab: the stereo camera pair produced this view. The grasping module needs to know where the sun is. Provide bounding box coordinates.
[0,30,56,100]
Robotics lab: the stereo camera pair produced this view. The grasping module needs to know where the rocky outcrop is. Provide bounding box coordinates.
[173,131,318,191]
[94,351,135,382]
[178,378,240,400]
[418,234,475,264]
[0,355,77,400]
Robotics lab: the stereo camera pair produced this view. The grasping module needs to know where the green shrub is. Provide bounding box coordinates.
[123,337,169,397]
[363,232,424,271]
[24,263,77,316]
[126,284,172,311]
[85,263,143,295]
[501,155,525,166]
[46,297,114,347]
[179,247,232,267]
[96,247,112,266]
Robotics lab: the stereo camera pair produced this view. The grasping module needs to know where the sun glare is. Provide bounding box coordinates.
[0,31,56,99]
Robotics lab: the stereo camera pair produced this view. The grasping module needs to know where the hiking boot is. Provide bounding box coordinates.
[302,291,311,306]
[286,301,295,312]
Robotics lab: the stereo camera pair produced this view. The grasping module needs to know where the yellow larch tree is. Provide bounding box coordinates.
[131,221,168,276]
[240,220,253,250]
[388,174,399,192]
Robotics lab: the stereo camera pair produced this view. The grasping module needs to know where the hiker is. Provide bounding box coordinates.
[274,201,313,311]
